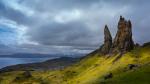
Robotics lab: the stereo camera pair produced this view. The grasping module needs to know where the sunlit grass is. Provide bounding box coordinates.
[0,45,150,84]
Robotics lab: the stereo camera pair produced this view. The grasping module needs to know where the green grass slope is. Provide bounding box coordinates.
[0,45,150,84]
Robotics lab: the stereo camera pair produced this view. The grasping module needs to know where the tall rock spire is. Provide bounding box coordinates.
[101,25,112,54]
[112,16,134,52]
[100,16,134,55]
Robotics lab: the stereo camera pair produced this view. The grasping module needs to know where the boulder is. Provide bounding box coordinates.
[127,64,138,70]
[104,72,113,80]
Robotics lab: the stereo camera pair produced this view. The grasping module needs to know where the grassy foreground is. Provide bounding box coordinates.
[0,45,150,84]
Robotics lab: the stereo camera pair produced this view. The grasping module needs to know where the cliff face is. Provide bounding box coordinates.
[112,16,134,53]
[101,25,112,54]
[100,16,134,54]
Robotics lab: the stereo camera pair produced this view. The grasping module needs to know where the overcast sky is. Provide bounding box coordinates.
[0,0,150,55]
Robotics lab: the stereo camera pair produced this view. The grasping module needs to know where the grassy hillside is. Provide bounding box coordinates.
[0,45,150,84]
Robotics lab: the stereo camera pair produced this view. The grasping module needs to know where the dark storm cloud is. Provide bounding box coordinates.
[0,0,150,54]
[27,21,99,48]
[20,0,100,11]
[0,1,34,25]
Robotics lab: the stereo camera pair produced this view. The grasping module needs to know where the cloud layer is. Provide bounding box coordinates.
[0,0,150,55]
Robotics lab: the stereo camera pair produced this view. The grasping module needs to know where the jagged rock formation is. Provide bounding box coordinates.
[112,16,134,53]
[100,25,112,54]
[100,16,134,54]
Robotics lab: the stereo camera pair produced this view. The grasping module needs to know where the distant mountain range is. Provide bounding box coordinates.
[0,53,85,58]
[0,57,81,72]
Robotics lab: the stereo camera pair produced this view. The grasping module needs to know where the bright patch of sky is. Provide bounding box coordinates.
[54,9,82,23]
[1,0,34,16]
[0,18,27,45]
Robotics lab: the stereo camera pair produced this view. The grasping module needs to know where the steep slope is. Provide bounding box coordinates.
[0,16,149,84]
[59,45,150,84]
[0,44,149,84]
[104,63,150,84]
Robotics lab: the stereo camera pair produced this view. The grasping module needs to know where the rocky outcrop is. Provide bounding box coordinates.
[104,72,113,80]
[100,25,112,54]
[100,16,134,54]
[112,16,134,53]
